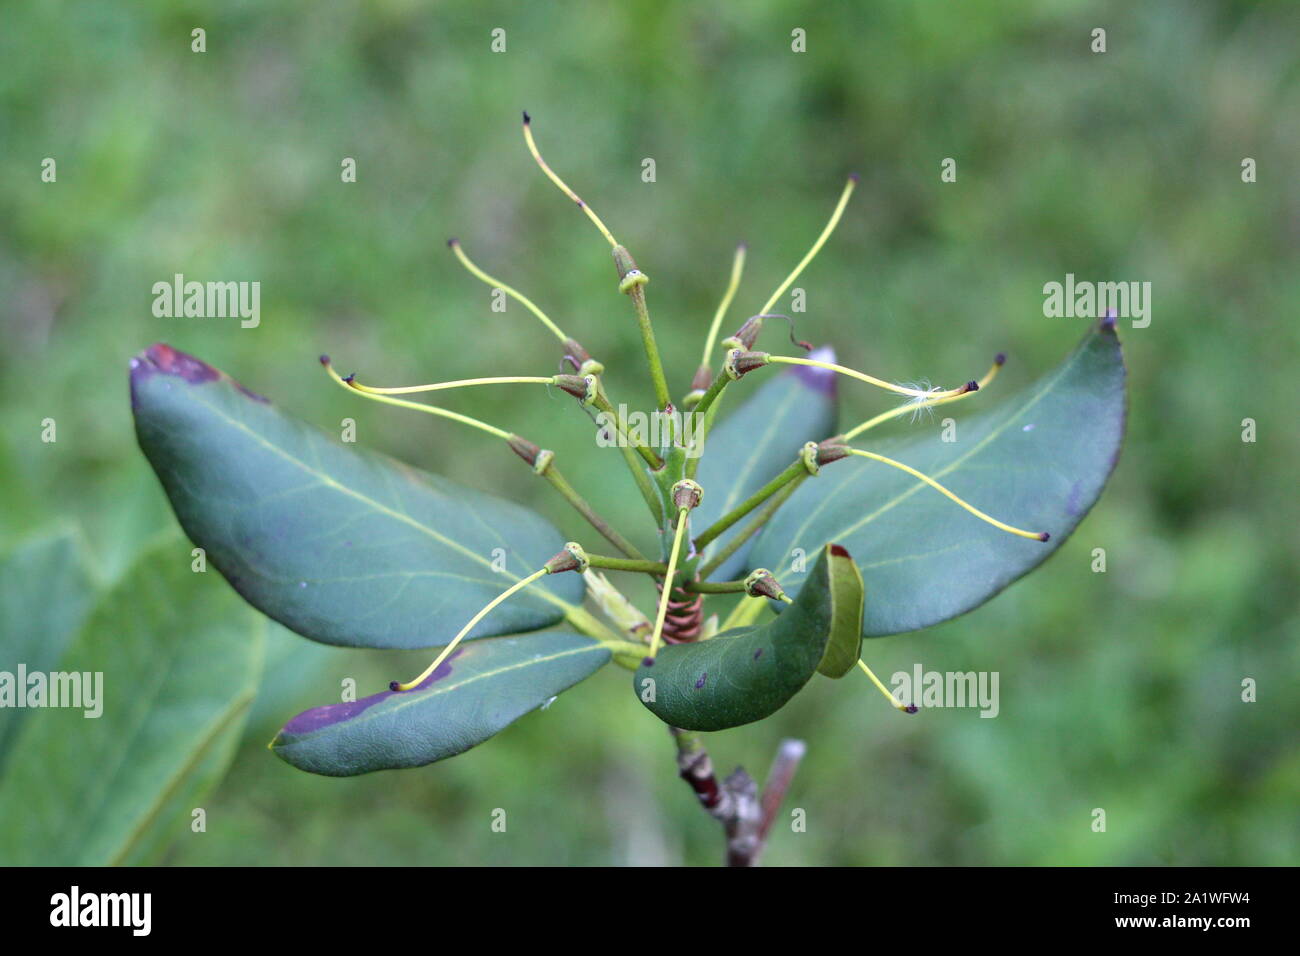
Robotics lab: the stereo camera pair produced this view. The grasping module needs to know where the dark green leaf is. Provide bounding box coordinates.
[750,321,1126,636]
[0,540,264,865]
[130,343,585,650]
[634,544,844,731]
[0,528,96,771]
[271,630,610,776]
[693,352,837,580]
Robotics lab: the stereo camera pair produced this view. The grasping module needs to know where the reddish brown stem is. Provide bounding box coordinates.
[670,728,807,866]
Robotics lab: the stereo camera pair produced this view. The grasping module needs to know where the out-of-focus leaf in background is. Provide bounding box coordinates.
[0,540,264,865]
[0,528,96,771]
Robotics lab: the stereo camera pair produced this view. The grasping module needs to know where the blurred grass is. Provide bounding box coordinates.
[1,0,1297,864]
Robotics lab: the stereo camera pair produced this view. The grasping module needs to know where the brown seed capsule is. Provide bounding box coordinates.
[724,349,770,380]
[671,479,704,512]
[815,436,853,466]
[507,434,543,467]
[722,314,765,351]
[545,542,589,575]
[743,568,787,602]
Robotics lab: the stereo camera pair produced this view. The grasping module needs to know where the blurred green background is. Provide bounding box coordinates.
[2,0,1297,865]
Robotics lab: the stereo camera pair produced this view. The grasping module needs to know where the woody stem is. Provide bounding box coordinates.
[670,728,806,867]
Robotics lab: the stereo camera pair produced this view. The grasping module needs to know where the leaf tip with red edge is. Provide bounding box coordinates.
[130,342,268,406]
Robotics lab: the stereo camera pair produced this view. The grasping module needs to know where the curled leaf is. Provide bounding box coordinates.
[634,544,850,731]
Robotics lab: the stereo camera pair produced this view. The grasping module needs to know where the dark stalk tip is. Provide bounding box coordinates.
[319,354,330,366]
[563,336,593,366]
[1038,532,1051,542]
[641,657,655,668]
[965,380,980,392]
[342,373,356,384]
[522,110,531,124]
[815,437,852,467]
[553,374,591,400]
[446,237,458,247]
[994,352,1007,366]
[848,171,861,183]
[388,681,401,692]
[506,433,542,467]
[904,704,919,714]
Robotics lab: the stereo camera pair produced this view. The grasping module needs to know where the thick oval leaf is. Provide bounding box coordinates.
[817,544,864,678]
[271,631,610,775]
[693,349,837,581]
[0,540,264,865]
[130,343,584,649]
[0,528,95,771]
[634,544,845,731]
[751,321,1126,636]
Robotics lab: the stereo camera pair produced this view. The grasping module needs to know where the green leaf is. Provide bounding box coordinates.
[817,545,864,678]
[634,544,843,731]
[0,539,264,865]
[693,351,837,580]
[0,527,96,771]
[271,631,610,776]
[130,343,584,650]
[751,321,1126,636]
